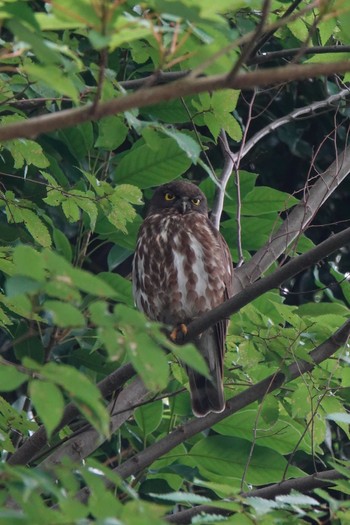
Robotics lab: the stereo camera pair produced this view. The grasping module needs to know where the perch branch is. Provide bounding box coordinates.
[111,318,350,480]
[17,223,350,463]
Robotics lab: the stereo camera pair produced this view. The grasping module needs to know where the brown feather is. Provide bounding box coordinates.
[132,181,233,417]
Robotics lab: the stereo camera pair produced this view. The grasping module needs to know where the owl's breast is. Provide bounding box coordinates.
[132,212,228,325]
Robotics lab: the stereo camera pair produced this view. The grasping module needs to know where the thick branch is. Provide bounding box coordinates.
[113,319,350,481]
[7,362,136,466]
[185,225,350,341]
[234,143,350,292]
[9,162,350,467]
[1,62,350,141]
[166,469,345,524]
[16,224,350,468]
[39,376,149,470]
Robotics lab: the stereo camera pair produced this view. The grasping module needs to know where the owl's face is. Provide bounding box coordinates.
[147,181,208,216]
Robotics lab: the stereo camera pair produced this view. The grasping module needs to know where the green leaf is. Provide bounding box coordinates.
[242,187,299,215]
[8,19,60,64]
[98,273,133,306]
[22,209,52,247]
[221,112,242,141]
[188,436,304,486]
[0,364,27,391]
[5,276,42,297]
[170,343,209,378]
[126,333,169,392]
[159,128,201,162]
[2,124,50,168]
[70,190,98,230]
[113,184,143,205]
[29,380,65,439]
[95,116,128,150]
[213,407,314,454]
[58,123,94,160]
[0,395,37,453]
[114,138,192,188]
[43,300,85,327]
[103,184,142,233]
[67,268,117,297]
[62,198,81,222]
[13,245,46,281]
[23,63,79,102]
[52,228,73,261]
[134,400,163,436]
[41,362,110,438]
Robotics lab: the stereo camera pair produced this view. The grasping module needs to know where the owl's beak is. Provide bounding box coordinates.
[178,197,190,214]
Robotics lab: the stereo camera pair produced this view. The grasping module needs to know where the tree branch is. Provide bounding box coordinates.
[13,220,350,468]
[112,318,350,480]
[249,0,304,59]
[71,318,349,507]
[1,61,350,141]
[7,363,136,466]
[185,225,350,341]
[166,469,345,524]
[234,142,350,291]
[39,376,149,470]
[236,88,350,164]
[250,45,350,65]
[210,130,234,230]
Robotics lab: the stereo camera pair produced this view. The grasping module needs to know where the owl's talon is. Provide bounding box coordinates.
[170,323,188,342]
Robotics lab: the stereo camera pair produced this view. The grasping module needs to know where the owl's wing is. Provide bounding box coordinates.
[188,229,233,417]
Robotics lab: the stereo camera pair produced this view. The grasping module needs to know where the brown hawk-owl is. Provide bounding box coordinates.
[132,180,233,417]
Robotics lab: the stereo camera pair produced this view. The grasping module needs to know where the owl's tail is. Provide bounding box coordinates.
[187,327,225,417]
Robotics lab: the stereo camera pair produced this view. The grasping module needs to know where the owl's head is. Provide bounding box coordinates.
[147,180,208,216]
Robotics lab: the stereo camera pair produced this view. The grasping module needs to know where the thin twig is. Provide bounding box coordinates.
[226,0,271,83]
[249,0,304,59]
[250,45,350,65]
[210,130,235,230]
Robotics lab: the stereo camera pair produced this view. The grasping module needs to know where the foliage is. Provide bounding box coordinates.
[0,1,350,524]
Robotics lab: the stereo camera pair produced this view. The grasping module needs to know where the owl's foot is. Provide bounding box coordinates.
[170,323,188,343]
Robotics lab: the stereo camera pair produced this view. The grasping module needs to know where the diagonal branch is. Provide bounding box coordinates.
[226,0,271,83]
[71,318,350,506]
[234,143,350,291]
[112,318,350,480]
[1,61,350,142]
[236,88,350,164]
[7,363,136,466]
[166,468,346,524]
[250,45,350,65]
[39,376,149,470]
[13,223,350,468]
[185,225,350,341]
[210,89,350,233]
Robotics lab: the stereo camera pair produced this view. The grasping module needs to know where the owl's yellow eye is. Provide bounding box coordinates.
[164,193,175,201]
[191,198,201,206]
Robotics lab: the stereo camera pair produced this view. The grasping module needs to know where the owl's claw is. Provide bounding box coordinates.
[170,323,188,343]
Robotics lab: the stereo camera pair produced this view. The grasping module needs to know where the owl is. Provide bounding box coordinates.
[132,180,233,417]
